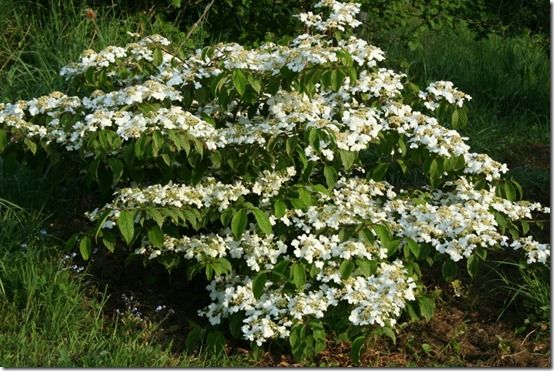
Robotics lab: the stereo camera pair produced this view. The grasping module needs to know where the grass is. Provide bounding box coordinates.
[0,0,198,102]
[0,202,259,367]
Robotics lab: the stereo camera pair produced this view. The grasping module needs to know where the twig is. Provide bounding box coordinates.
[521,328,536,346]
[185,0,216,40]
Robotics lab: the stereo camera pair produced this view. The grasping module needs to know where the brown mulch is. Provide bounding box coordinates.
[76,248,550,368]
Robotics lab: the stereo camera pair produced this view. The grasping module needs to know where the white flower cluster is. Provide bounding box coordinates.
[60,34,172,80]
[297,0,362,32]
[291,234,387,266]
[199,259,415,346]
[87,167,296,226]
[82,80,182,109]
[284,177,396,232]
[136,229,288,272]
[419,80,473,111]
[511,236,550,264]
[386,177,549,262]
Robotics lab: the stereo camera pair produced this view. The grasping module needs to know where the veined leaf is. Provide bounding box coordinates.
[0,129,7,153]
[274,199,287,218]
[79,236,92,261]
[147,225,164,248]
[418,296,434,321]
[291,263,306,289]
[231,208,248,239]
[339,260,355,279]
[232,69,247,96]
[252,272,267,300]
[324,165,338,189]
[252,207,272,234]
[118,210,135,245]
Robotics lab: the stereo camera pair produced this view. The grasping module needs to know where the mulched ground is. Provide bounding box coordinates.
[79,249,551,367]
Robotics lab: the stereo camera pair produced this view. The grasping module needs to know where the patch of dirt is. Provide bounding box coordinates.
[507,142,550,171]
[82,250,551,367]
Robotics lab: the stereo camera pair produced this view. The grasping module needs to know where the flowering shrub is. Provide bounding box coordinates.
[0,0,549,361]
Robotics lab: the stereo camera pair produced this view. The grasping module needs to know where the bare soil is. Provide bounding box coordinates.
[81,249,551,367]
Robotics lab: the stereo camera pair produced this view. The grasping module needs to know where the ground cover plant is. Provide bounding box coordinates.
[0,0,550,366]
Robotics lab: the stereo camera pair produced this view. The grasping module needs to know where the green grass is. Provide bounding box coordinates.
[0,0,199,101]
[378,24,549,203]
[0,202,258,367]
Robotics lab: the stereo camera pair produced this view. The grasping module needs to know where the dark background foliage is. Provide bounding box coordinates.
[10,0,550,45]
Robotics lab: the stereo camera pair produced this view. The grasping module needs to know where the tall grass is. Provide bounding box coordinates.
[0,0,198,101]
[0,203,257,367]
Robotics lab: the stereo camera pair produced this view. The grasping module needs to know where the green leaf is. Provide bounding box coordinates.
[381,327,396,344]
[24,138,37,155]
[185,326,204,351]
[311,184,329,195]
[272,259,289,278]
[351,336,366,365]
[291,263,306,289]
[118,210,135,245]
[0,129,7,153]
[451,109,459,128]
[108,158,124,185]
[347,66,357,85]
[339,260,355,279]
[330,68,345,90]
[504,182,516,201]
[152,47,163,66]
[289,324,302,349]
[371,162,389,181]
[232,69,247,96]
[396,159,408,174]
[79,236,92,261]
[521,220,530,235]
[231,208,248,239]
[252,207,272,234]
[405,302,419,321]
[466,254,479,278]
[274,199,287,218]
[459,107,468,127]
[356,259,377,277]
[428,159,440,187]
[406,238,420,259]
[210,151,222,169]
[147,225,164,248]
[146,208,164,227]
[102,231,116,252]
[247,74,262,93]
[475,247,487,261]
[220,207,234,227]
[494,212,508,230]
[218,257,232,273]
[298,188,312,207]
[252,272,267,300]
[152,130,164,157]
[339,149,356,170]
[421,343,432,353]
[441,259,457,281]
[418,296,434,321]
[65,233,79,252]
[324,165,338,189]
[229,314,244,339]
